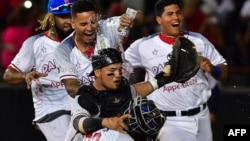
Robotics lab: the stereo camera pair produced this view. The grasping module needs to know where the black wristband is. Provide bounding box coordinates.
[73,116,103,134]
[82,118,103,134]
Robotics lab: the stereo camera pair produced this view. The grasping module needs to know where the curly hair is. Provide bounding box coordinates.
[35,13,55,32]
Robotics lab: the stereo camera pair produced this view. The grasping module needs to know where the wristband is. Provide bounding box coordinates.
[149,78,159,90]
[73,116,103,134]
[211,66,222,77]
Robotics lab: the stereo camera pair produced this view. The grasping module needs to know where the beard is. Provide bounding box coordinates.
[85,39,96,47]
[54,24,74,40]
[80,34,96,47]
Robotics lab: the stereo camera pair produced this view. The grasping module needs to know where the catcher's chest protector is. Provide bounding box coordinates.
[79,84,132,117]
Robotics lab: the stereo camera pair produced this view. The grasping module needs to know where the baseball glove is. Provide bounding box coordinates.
[124,96,166,135]
[162,36,200,83]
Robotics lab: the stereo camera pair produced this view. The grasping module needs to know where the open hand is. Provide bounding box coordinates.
[24,69,48,89]
[102,114,131,134]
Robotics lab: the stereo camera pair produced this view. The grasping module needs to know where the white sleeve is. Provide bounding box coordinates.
[125,38,145,67]
[188,32,227,66]
[204,40,227,66]
[125,33,158,67]
[10,34,41,72]
[54,36,78,80]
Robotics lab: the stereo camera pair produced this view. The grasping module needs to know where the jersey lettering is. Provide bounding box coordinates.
[50,81,65,88]
[79,75,95,85]
[42,59,56,73]
[58,67,76,73]
[83,132,101,141]
[152,63,165,74]
[163,78,198,92]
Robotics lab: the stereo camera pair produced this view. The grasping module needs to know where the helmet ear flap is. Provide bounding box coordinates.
[124,96,166,135]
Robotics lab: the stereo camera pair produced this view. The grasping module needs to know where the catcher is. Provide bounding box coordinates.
[64,47,197,141]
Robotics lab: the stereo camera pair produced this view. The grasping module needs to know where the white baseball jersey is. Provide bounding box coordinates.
[55,16,121,85]
[125,31,227,141]
[10,33,72,121]
[10,34,41,72]
[64,95,134,141]
[55,17,129,141]
[125,31,227,111]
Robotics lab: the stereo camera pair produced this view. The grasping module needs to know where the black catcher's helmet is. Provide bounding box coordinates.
[89,48,123,76]
[124,96,166,135]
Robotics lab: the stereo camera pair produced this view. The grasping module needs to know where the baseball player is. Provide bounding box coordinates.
[125,0,228,141]
[3,0,75,141]
[64,48,168,141]
[54,0,143,97]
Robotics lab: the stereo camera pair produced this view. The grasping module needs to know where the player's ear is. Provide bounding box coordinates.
[94,69,101,78]
[71,20,75,29]
[156,16,162,24]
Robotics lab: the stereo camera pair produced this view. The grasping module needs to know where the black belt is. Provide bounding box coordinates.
[36,110,71,123]
[164,103,207,116]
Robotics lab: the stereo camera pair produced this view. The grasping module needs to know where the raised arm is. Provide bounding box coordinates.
[132,73,174,97]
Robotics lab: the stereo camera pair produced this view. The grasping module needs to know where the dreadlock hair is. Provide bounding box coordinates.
[35,13,55,32]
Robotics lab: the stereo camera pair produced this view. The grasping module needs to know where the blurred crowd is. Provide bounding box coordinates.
[1,0,250,69]
[0,0,46,68]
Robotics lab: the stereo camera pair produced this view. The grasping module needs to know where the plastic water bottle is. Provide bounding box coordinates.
[118,8,137,80]
[119,8,137,39]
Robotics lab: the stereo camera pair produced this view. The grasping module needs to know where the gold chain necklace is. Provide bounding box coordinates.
[74,37,87,57]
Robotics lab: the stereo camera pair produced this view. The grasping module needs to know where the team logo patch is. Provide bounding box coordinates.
[113,98,121,103]
[152,49,158,55]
